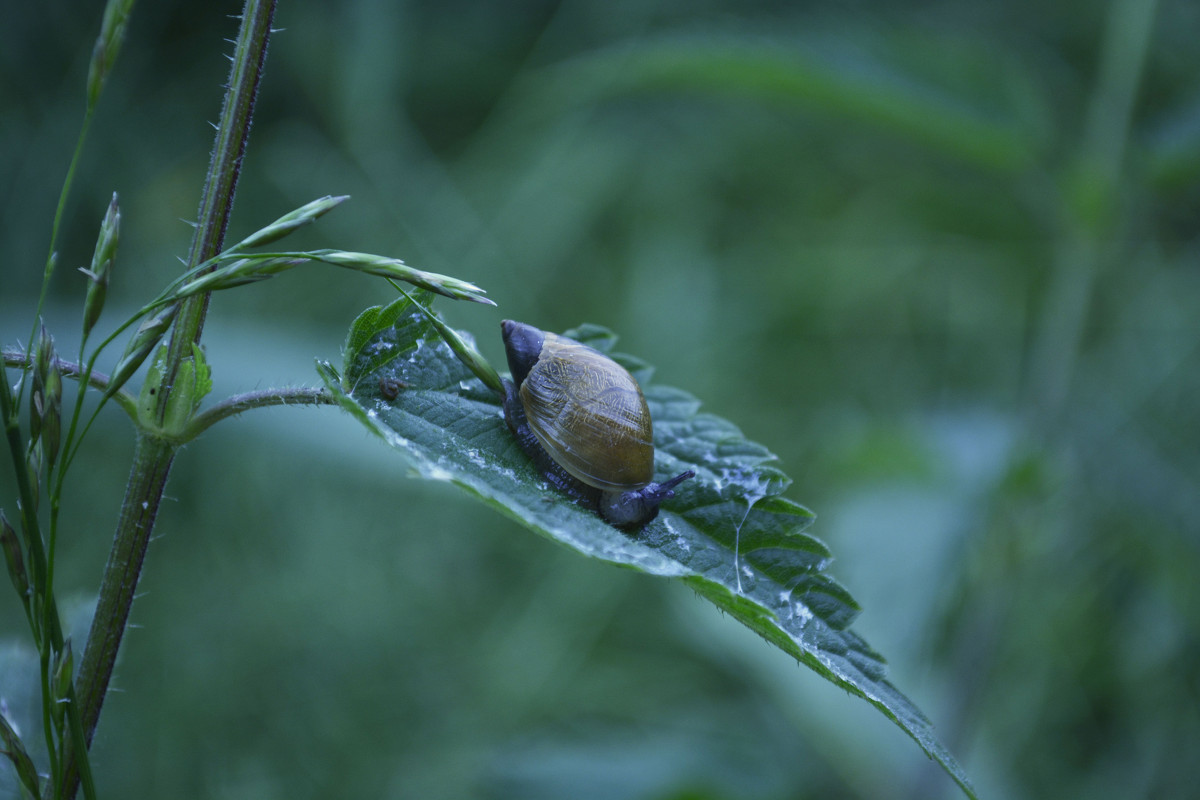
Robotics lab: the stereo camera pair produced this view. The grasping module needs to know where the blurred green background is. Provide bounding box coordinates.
[3,0,1199,798]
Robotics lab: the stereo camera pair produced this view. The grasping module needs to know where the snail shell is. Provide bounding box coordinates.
[500,320,693,528]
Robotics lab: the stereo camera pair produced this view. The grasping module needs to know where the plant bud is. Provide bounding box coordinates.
[105,304,178,400]
[87,0,134,108]
[233,195,348,250]
[406,295,504,394]
[25,442,42,511]
[1,512,30,603]
[175,256,305,298]
[29,325,55,444]
[0,708,41,798]
[82,192,120,336]
[30,326,63,468]
[41,365,62,469]
[310,250,495,306]
[54,639,75,700]
[51,639,74,732]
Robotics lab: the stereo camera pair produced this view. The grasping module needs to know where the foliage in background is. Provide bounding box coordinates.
[2,0,1199,799]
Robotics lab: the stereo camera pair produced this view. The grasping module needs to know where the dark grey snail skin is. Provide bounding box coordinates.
[500,320,695,529]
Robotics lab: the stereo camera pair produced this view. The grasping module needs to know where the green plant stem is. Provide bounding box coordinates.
[182,386,338,441]
[0,371,67,638]
[0,366,60,648]
[3,348,335,442]
[63,688,97,800]
[1027,0,1155,419]
[155,0,277,406]
[67,431,173,763]
[0,358,67,789]
[22,110,96,407]
[40,648,58,790]
[2,350,138,422]
[55,2,278,797]
[5,88,105,800]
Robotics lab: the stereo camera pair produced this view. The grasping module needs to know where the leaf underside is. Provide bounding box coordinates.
[318,294,976,799]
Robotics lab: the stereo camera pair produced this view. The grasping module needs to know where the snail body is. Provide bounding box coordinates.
[500,320,694,529]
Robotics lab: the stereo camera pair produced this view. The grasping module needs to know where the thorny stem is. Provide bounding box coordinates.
[56,2,279,797]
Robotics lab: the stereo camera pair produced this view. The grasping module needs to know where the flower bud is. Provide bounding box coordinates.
[54,639,75,700]
[310,250,495,306]
[1,511,30,604]
[25,442,42,511]
[174,256,305,299]
[29,324,54,445]
[51,639,74,732]
[29,325,62,468]
[408,297,504,395]
[0,708,41,798]
[233,195,349,250]
[105,304,178,401]
[41,365,62,469]
[87,0,134,108]
[81,192,120,337]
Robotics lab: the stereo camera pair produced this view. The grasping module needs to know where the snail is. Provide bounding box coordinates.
[500,320,695,529]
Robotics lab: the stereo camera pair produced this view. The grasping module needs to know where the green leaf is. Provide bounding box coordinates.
[322,300,977,799]
[341,292,435,379]
[136,342,214,438]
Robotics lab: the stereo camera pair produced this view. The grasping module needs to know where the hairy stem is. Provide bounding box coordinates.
[72,431,174,730]
[183,387,338,441]
[156,0,277,395]
[57,2,278,797]
[2,349,138,421]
